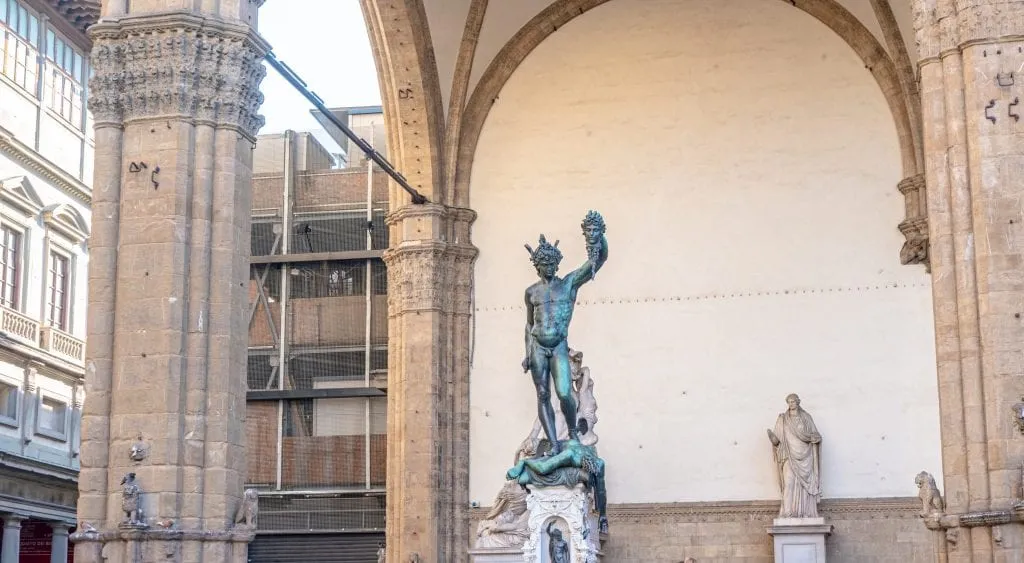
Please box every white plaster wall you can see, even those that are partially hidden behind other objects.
[452,0,908,116]
[468,0,941,505]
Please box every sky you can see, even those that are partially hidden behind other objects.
[258,1,382,153]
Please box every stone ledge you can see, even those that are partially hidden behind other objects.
[70,526,255,544]
[472,497,921,524]
[922,504,1024,530]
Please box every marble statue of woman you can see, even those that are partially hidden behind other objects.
[474,480,531,549]
[766,393,822,518]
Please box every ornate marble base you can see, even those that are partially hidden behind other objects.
[767,518,833,563]
[522,484,602,563]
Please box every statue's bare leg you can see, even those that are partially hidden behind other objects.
[529,345,559,453]
[551,341,578,441]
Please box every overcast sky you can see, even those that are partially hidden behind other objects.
[258,1,382,152]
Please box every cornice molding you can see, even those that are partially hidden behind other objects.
[0,126,91,205]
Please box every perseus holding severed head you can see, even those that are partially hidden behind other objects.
[524,235,562,280]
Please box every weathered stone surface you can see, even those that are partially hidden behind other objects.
[75,3,266,563]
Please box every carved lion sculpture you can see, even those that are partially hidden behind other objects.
[915,471,944,517]
[234,488,259,528]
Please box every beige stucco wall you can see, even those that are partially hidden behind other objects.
[467,0,940,506]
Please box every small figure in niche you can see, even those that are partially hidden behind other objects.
[547,522,570,563]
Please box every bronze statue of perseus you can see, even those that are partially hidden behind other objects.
[522,211,608,455]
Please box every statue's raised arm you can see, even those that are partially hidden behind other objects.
[568,211,608,289]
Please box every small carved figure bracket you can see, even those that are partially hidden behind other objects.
[1011,399,1024,434]
[233,488,259,529]
[129,435,148,462]
[119,472,147,529]
[1010,98,1020,122]
[151,166,161,189]
[915,471,945,518]
[985,100,997,124]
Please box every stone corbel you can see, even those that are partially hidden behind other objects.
[69,384,84,458]
[898,174,929,271]
[20,362,40,445]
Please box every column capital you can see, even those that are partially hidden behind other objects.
[914,0,1024,64]
[88,13,270,138]
[49,522,71,534]
[2,514,26,527]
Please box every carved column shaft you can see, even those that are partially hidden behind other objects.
[75,7,267,563]
[914,0,1024,560]
[383,204,477,563]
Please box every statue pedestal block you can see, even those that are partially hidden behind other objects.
[768,518,833,563]
[522,484,602,563]
[469,547,527,563]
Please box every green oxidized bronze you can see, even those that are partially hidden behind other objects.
[521,211,608,453]
[514,210,610,534]
[507,439,609,534]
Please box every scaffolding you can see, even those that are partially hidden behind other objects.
[246,124,388,532]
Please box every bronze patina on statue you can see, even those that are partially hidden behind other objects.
[511,210,610,536]
[521,210,607,453]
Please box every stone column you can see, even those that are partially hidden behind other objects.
[49,523,69,563]
[1,515,25,563]
[72,2,268,563]
[383,205,477,562]
[914,0,1024,560]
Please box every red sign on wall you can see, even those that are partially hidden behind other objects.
[11,519,74,563]
[20,519,53,563]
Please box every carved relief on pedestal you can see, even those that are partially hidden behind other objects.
[88,15,269,137]
[521,485,601,563]
[897,175,929,271]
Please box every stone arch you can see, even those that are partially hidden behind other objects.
[361,0,446,206]
[453,0,920,208]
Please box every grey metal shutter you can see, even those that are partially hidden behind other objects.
[249,533,384,563]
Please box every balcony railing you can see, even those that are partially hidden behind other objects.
[40,325,85,364]
[0,305,85,364]
[1,305,39,345]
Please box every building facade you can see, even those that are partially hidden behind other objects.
[246,117,390,562]
[53,0,1024,562]
[360,0,1024,561]
[0,0,93,561]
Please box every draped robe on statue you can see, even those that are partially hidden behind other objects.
[771,408,821,518]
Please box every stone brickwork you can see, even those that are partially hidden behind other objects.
[469,499,933,562]
[252,169,389,212]
[913,0,1024,560]
[73,3,267,562]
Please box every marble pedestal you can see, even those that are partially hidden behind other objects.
[767,518,833,563]
[469,546,527,563]
[522,484,602,563]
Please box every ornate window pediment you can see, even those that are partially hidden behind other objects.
[0,176,44,218]
[41,203,89,244]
